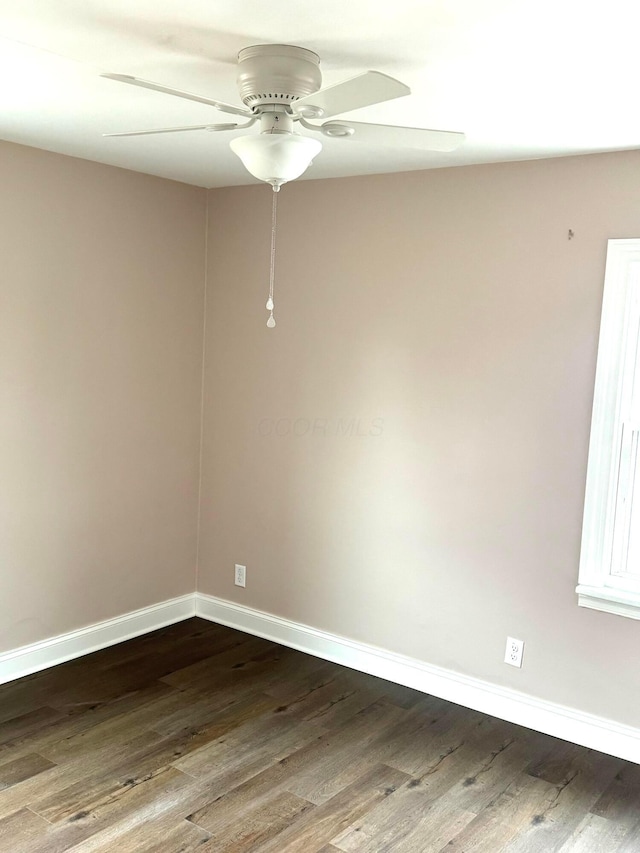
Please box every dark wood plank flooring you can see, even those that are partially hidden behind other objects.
[0,617,638,851]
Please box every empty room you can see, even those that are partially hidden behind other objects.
[2,1,640,850]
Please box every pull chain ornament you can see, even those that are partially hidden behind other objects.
[266,185,279,328]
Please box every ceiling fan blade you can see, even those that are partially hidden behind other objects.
[101,73,252,117]
[292,71,409,119]
[103,123,243,138]
[319,120,465,151]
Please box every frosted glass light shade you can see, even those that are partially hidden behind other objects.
[230,133,322,187]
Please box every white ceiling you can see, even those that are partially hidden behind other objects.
[0,0,638,189]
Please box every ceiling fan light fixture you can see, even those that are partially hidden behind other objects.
[230,133,322,188]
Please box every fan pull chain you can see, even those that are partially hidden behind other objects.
[266,186,279,328]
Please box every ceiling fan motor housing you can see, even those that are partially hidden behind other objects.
[237,45,322,111]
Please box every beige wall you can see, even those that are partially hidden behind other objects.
[0,142,205,652]
[199,150,640,727]
[4,138,640,730]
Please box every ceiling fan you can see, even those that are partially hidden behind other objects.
[103,45,464,329]
[102,43,465,189]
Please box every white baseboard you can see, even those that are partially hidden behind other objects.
[3,591,638,765]
[0,593,196,685]
[196,592,640,765]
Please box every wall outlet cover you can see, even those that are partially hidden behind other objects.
[505,636,524,668]
[234,564,246,588]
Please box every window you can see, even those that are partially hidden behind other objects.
[578,239,640,618]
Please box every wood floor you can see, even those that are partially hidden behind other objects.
[0,618,639,852]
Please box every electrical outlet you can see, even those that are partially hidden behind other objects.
[504,637,524,668]
[234,564,246,588]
